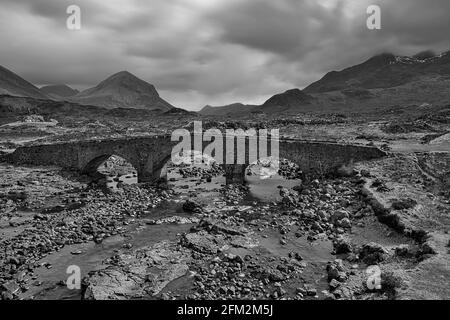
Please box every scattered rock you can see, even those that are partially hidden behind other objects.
[83,240,191,299]
[329,279,341,290]
[359,242,388,264]
[181,231,225,254]
[333,237,353,254]
[182,199,203,213]
[326,259,348,282]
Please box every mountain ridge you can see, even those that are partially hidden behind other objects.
[0,65,49,100]
[200,50,450,116]
[304,51,450,93]
[199,103,258,116]
[2,49,450,116]
[71,71,175,111]
[41,84,79,99]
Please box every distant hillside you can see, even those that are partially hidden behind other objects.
[0,94,182,125]
[40,84,79,99]
[260,89,313,112]
[72,71,174,111]
[304,51,450,93]
[199,103,257,116]
[0,65,49,99]
[199,50,450,116]
[199,89,313,116]
[3,50,450,117]
[164,107,198,116]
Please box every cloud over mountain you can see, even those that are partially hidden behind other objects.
[1,0,450,110]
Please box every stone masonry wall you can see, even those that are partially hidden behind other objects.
[5,135,387,184]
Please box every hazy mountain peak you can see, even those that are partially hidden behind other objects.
[115,70,133,76]
[304,49,450,93]
[0,65,48,99]
[262,88,313,108]
[40,84,79,98]
[413,50,437,60]
[72,71,173,111]
[104,70,142,83]
[199,102,256,116]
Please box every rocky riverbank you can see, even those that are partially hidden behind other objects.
[81,168,430,300]
[0,164,174,299]
[0,156,448,300]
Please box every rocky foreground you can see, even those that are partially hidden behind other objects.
[0,155,448,300]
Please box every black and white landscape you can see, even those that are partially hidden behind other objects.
[0,0,449,302]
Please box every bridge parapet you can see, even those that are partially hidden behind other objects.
[5,135,387,184]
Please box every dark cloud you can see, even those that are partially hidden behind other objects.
[381,0,450,47]
[208,0,345,58]
[0,0,449,109]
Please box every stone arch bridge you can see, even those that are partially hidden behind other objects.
[5,134,387,184]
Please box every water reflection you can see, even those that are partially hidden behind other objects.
[105,173,138,191]
[245,158,301,202]
[246,174,301,202]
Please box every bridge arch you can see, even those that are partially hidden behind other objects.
[7,135,387,185]
[82,153,137,178]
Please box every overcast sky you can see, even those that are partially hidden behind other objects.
[1,0,450,110]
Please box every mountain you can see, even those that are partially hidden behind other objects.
[40,84,79,99]
[199,90,313,116]
[0,94,190,126]
[260,89,313,111]
[304,51,450,93]
[71,71,174,111]
[0,65,49,99]
[199,103,257,116]
[198,50,450,116]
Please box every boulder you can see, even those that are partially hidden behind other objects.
[334,237,353,254]
[181,231,225,254]
[360,242,388,264]
[182,199,203,213]
[83,240,191,299]
[326,259,348,282]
